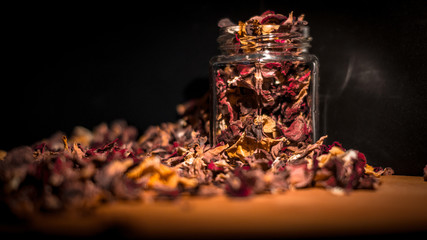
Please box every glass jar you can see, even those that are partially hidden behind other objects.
[209,17,319,149]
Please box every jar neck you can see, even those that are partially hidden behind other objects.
[217,24,311,55]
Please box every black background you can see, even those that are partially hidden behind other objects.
[2,1,426,176]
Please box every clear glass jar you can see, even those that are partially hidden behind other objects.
[209,19,319,148]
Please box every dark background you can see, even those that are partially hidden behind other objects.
[2,1,426,175]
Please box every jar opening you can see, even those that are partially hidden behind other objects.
[218,25,311,54]
[217,11,311,55]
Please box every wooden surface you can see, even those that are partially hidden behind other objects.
[1,175,426,239]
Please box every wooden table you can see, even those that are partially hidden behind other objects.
[1,175,426,239]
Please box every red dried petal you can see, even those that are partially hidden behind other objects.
[264,62,281,69]
[357,152,367,163]
[208,160,225,172]
[283,116,307,142]
[237,64,254,77]
[260,14,286,24]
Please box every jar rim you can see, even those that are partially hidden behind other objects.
[220,24,309,36]
[217,25,311,54]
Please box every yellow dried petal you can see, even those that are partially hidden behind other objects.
[225,132,288,160]
[62,135,69,151]
[126,155,160,179]
[225,133,256,159]
[254,115,275,133]
[365,164,383,177]
[146,173,161,188]
[317,154,331,168]
[205,144,229,156]
[329,146,345,156]
[157,163,175,177]
[261,25,280,34]
[161,172,179,188]
[317,145,345,168]
[126,155,182,189]
[178,177,198,188]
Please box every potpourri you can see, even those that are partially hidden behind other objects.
[0,104,393,216]
[0,11,394,217]
[211,10,316,151]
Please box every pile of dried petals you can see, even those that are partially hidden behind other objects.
[0,96,393,217]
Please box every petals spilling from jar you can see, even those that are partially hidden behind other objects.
[0,10,393,217]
